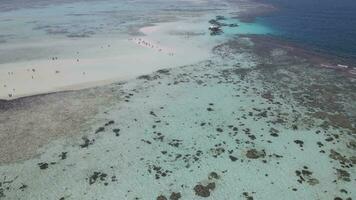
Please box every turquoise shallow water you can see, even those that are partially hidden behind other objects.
[223,18,274,35]
[0,0,273,45]
[0,0,355,199]
[0,0,163,42]
[0,0,275,66]
[1,37,355,199]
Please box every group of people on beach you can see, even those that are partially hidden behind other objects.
[130,38,174,56]
[2,37,178,99]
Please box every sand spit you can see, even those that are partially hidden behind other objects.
[0,0,225,100]
[0,35,355,199]
[0,18,216,100]
[0,0,275,101]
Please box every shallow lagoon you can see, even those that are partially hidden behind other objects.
[1,37,356,199]
[0,0,275,99]
[0,0,355,199]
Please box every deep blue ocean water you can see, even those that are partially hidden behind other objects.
[258,0,356,60]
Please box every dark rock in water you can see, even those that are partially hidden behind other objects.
[95,127,105,134]
[295,168,319,185]
[347,140,356,150]
[194,184,210,197]
[306,178,319,186]
[329,149,350,164]
[157,195,167,200]
[148,164,172,179]
[38,162,48,170]
[292,124,298,130]
[207,107,214,111]
[19,184,27,191]
[150,111,157,117]
[216,15,226,20]
[209,26,223,36]
[209,19,220,26]
[59,152,67,160]
[207,182,216,190]
[210,147,225,157]
[229,155,238,161]
[269,128,279,137]
[169,192,181,200]
[168,139,182,147]
[80,136,94,148]
[294,140,304,148]
[208,172,219,180]
[336,169,351,182]
[209,17,238,29]
[88,171,108,185]
[228,23,239,27]
[242,192,254,200]
[193,182,215,197]
[157,69,171,75]
[216,128,223,132]
[113,128,120,136]
[210,30,223,36]
[246,149,265,159]
[104,120,115,126]
[138,74,152,80]
[256,110,267,118]
[0,188,4,198]
[209,19,228,27]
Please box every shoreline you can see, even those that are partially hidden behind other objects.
[0,0,272,101]
[2,33,355,102]
[1,0,355,101]
[0,17,216,100]
[0,77,123,104]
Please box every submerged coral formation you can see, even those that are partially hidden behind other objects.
[0,34,355,199]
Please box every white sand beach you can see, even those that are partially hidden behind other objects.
[0,18,217,100]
